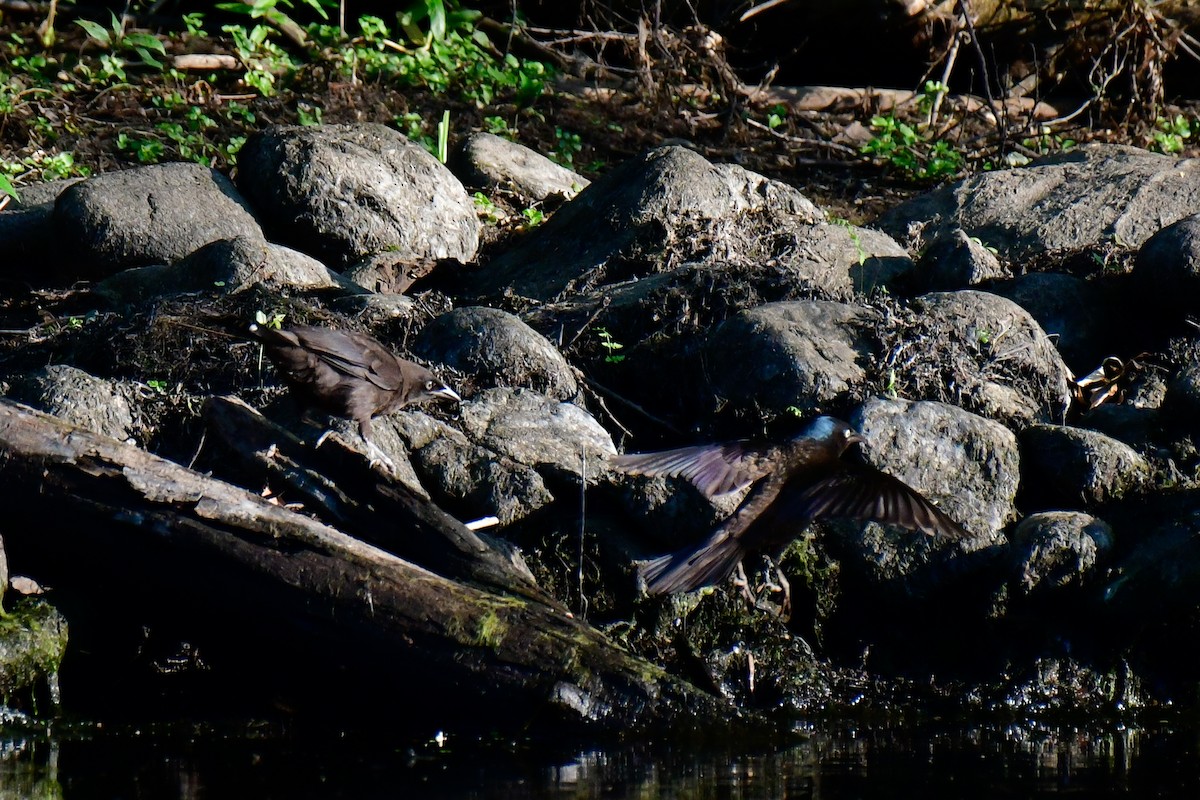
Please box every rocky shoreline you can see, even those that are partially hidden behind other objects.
[2,126,1199,730]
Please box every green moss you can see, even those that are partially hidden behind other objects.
[474,611,509,649]
[0,598,69,709]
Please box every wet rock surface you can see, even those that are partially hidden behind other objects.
[9,129,1200,725]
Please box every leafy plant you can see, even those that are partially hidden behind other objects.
[831,218,867,266]
[473,191,499,224]
[182,12,208,37]
[918,80,948,114]
[862,114,963,180]
[483,115,516,139]
[521,206,545,227]
[255,310,286,329]
[396,111,437,154]
[0,173,17,203]
[1151,114,1191,154]
[595,328,625,364]
[766,103,786,129]
[76,12,167,70]
[117,132,166,163]
[1021,126,1076,156]
[297,101,323,126]
[332,7,551,108]
[224,23,295,96]
[552,127,582,166]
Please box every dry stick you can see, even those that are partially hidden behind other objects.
[956,0,1006,156]
[574,369,681,435]
[743,117,861,156]
[930,22,964,129]
[562,298,612,352]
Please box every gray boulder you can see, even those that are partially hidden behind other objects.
[851,397,1019,540]
[879,144,1200,258]
[908,228,1009,292]
[457,387,615,482]
[989,273,1112,371]
[899,290,1072,426]
[1133,212,1200,316]
[94,235,359,304]
[456,132,588,202]
[0,203,55,280]
[236,123,479,268]
[413,307,579,400]
[706,300,880,418]
[1019,424,1151,508]
[470,145,843,300]
[54,162,262,279]
[1008,511,1113,597]
[383,411,553,525]
[6,364,137,441]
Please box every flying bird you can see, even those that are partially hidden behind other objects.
[612,416,970,606]
[250,323,460,440]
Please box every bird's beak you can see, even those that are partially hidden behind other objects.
[846,431,868,448]
[432,385,462,403]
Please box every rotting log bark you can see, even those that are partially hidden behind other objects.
[201,395,554,608]
[0,398,754,733]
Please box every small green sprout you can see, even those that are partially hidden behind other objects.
[595,327,625,364]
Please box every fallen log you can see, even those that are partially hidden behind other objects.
[200,395,553,608]
[0,398,754,734]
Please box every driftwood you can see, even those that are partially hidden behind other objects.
[0,398,753,733]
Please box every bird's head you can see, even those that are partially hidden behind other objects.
[804,415,866,454]
[412,367,462,405]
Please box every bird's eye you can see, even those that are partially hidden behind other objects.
[843,429,853,438]
[425,380,436,390]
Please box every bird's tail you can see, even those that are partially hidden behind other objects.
[639,533,746,595]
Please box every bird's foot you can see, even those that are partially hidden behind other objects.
[733,558,792,621]
[733,562,757,607]
[363,438,399,472]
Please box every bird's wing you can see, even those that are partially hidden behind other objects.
[788,463,971,539]
[292,329,402,391]
[610,440,774,498]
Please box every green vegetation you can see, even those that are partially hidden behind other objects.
[862,114,964,180]
[520,206,545,228]
[551,127,582,166]
[255,310,287,329]
[595,328,625,364]
[76,11,168,70]
[472,191,500,224]
[473,610,508,649]
[0,1,556,186]
[1151,114,1191,154]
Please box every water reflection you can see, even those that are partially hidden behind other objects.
[1,719,1197,798]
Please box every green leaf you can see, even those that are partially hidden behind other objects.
[216,3,257,14]
[76,19,112,46]
[0,173,18,202]
[427,0,447,41]
[124,32,166,56]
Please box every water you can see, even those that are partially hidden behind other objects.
[2,717,1197,798]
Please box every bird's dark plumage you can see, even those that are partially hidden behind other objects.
[250,324,460,439]
[612,416,970,596]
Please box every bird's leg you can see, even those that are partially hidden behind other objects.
[733,561,757,607]
[771,562,792,622]
[363,438,398,472]
[749,556,791,621]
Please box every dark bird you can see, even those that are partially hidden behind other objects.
[612,416,970,600]
[250,323,460,439]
